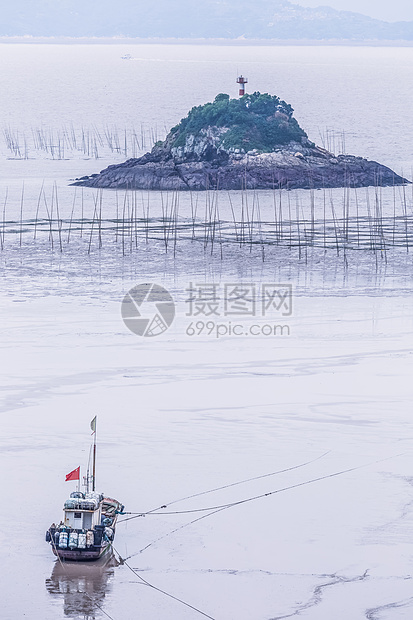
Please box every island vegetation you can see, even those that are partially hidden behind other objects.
[170,92,309,153]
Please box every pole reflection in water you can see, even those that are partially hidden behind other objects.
[45,553,118,619]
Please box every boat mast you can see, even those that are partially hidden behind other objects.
[85,444,92,493]
[91,416,97,491]
[92,433,97,491]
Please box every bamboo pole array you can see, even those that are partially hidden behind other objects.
[0,181,412,265]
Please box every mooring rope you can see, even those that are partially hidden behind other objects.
[118,450,331,523]
[121,451,405,561]
[113,547,216,620]
[81,591,118,620]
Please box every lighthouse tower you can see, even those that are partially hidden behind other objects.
[237,75,248,97]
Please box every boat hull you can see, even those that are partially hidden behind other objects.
[52,540,113,562]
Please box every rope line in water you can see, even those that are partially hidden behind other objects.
[113,547,216,620]
[118,451,331,523]
[81,591,118,620]
[134,507,233,557]
[122,451,405,561]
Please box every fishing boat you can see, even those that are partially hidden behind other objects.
[45,417,124,561]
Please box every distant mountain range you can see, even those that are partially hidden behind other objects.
[2,0,413,40]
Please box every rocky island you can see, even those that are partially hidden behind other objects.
[74,92,408,191]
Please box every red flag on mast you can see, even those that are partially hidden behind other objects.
[65,466,80,482]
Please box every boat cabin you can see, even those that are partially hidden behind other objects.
[63,491,102,530]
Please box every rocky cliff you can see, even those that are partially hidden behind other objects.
[74,93,409,191]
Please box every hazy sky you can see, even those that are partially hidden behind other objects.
[296,0,413,22]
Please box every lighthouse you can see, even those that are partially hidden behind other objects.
[237,75,248,97]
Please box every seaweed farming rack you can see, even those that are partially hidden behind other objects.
[0,183,412,264]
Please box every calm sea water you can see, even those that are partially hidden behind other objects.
[0,44,413,620]
[1,43,413,170]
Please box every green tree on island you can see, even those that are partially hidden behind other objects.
[170,92,308,153]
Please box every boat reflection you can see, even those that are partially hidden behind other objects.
[45,553,118,618]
